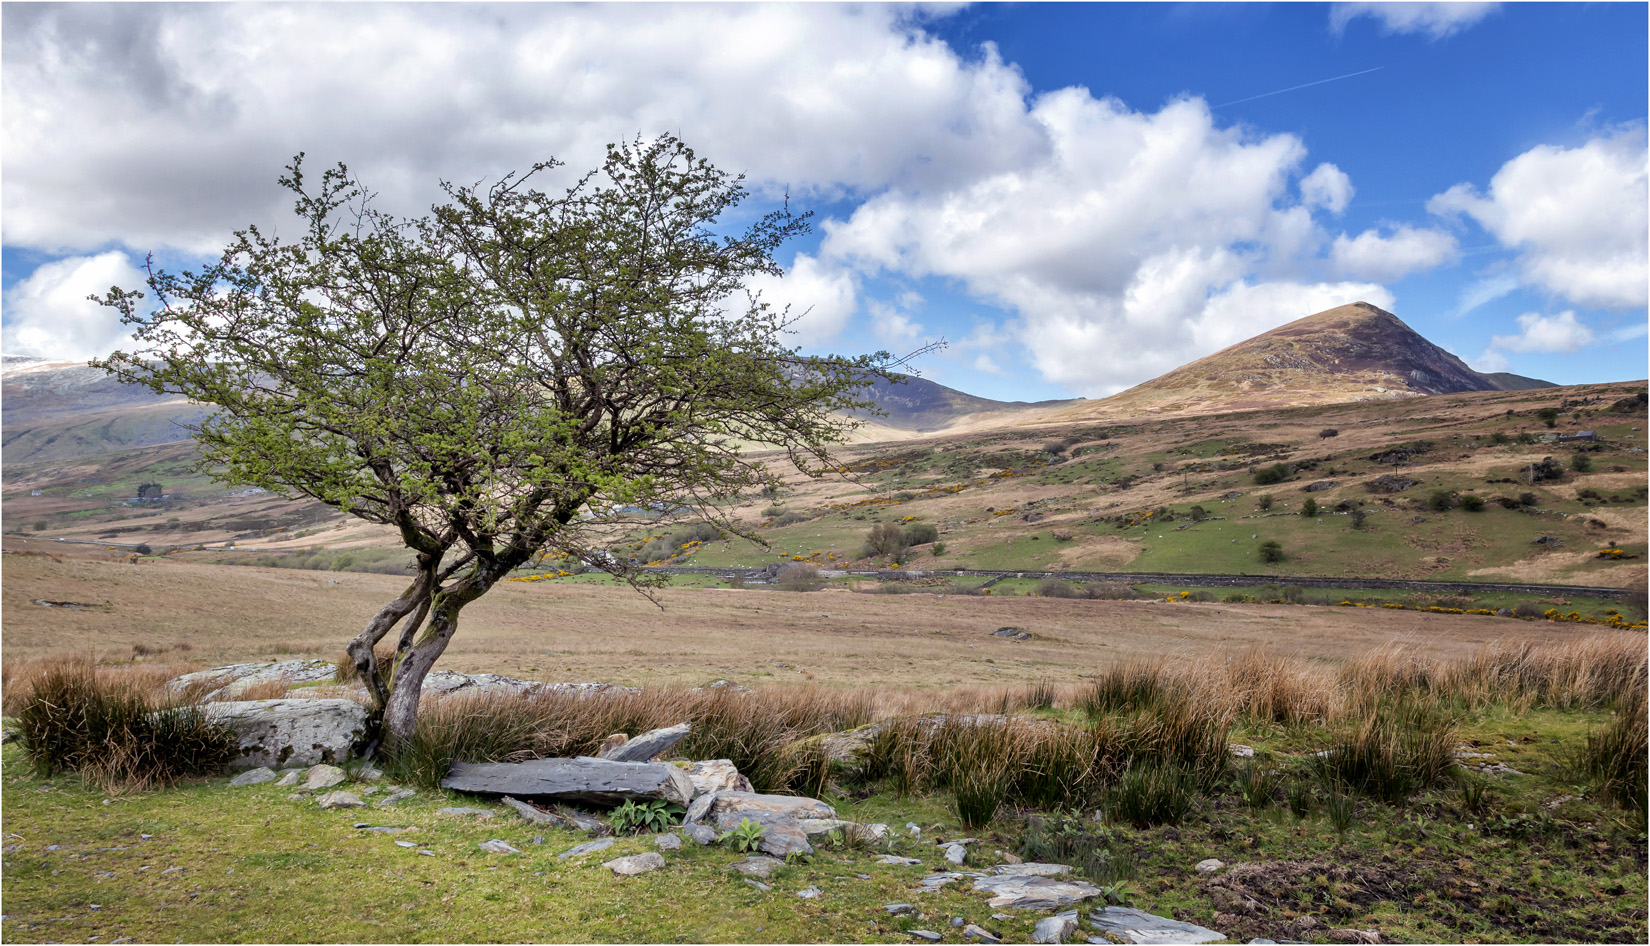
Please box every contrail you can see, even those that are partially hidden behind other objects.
[1212,66,1383,109]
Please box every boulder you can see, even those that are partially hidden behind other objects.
[600,723,690,762]
[229,767,276,786]
[275,769,305,786]
[604,852,666,876]
[972,874,1104,911]
[1088,907,1226,944]
[943,843,968,865]
[655,833,682,851]
[728,856,785,879]
[1195,858,1225,873]
[1302,480,1338,493]
[1034,913,1080,944]
[992,626,1031,641]
[316,791,366,810]
[199,699,369,769]
[682,824,717,845]
[684,759,753,796]
[303,764,347,790]
[169,659,338,701]
[440,757,694,807]
[708,791,836,822]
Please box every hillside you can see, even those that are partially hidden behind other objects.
[844,373,1079,432]
[1046,302,1554,422]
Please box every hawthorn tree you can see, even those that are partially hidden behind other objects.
[95,136,906,746]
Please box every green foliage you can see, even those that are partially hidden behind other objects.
[1427,490,1455,512]
[1570,453,1593,473]
[609,799,684,835]
[1574,688,1648,813]
[1016,815,1137,886]
[1256,495,1275,511]
[1538,407,1560,428]
[930,541,947,556]
[861,522,908,559]
[1236,760,1278,809]
[1106,761,1196,828]
[1315,700,1458,804]
[1253,463,1290,485]
[1287,779,1316,819]
[1300,497,1318,518]
[1324,784,1357,835]
[1035,576,1080,598]
[93,135,898,742]
[1259,540,1285,563]
[903,522,939,546]
[776,563,825,592]
[1350,508,1370,530]
[15,662,237,791]
[719,817,766,852]
[1459,494,1486,512]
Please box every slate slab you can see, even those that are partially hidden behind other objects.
[599,723,690,762]
[972,874,1104,911]
[604,852,666,875]
[441,757,694,807]
[1089,907,1227,944]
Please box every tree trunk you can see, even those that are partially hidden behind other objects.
[381,589,479,749]
[345,567,435,712]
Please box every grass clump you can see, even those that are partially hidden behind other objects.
[1314,699,1458,804]
[13,658,237,792]
[1106,760,1197,827]
[1574,678,1648,813]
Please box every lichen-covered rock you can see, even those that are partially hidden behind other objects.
[600,723,690,762]
[228,767,276,786]
[972,874,1103,911]
[169,659,339,701]
[557,838,614,860]
[303,764,347,790]
[684,759,753,796]
[198,699,369,769]
[604,852,666,876]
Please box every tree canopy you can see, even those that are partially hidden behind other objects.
[95,136,905,744]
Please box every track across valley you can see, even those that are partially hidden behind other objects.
[651,565,1640,601]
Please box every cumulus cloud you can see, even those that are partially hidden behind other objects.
[1331,225,1458,281]
[740,254,858,348]
[1300,163,1353,214]
[1,4,1046,255]
[1,252,148,360]
[1330,2,1500,40]
[1429,129,1648,308]
[1486,310,1597,354]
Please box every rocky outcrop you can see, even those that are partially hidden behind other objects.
[198,698,369,769]
[170,659,339,701]
[683,759,753,795]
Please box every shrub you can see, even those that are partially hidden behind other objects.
[1427,490,1454,512]
[1490,431,1511,446]
[14,660,237,792]
[1570,453,1593,473]
[133,543,154,555]
[1253,463,1289,485]
[1300,497,1318,518]
[761,506,786,518]
[1256,495,1274,511]
[903,522,939,546]
[1517,491,1539,507]
[1319,428,1339,439]
[861,522,908,559]
[776,563,825,592]
[770,511,809,527]
[1459,494,1485,512]
[1043,442,1069,455]
[1259,540,1284,563]
[1080,582,1140,600]
[931,541,947,555]
[1315,699,1458,804]
[1188,506,1208,521]
[1350,509,1369,530]
[1035,577,1080,598]
[1538,407,1560,428]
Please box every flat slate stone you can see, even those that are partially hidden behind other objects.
[964,924,1002,943]
[229,767,276,786]
[655,834,682,850]
[437,807,495,819]
[908,932,942,942]
[684,759,753,796]
[499,795,564,826]
[973,874,1103,911]
[600,723,691,763]
[604,852,666,875]
[375,790,416,808]
[885,904,916,915]
[557,838,615,860]
[316,791,365,810]
[1034,913,1080,944]
[304,764,347,790]
[441,757,694,807]
[1089,907,1227,944]
[479,839,521,855]
[877,855,923,866]
[683,824,717,845]
[992,863,1072,877]
[728,856,785,879]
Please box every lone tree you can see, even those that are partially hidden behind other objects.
[95,136,905,746]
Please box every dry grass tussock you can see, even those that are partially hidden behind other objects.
[2,654,210,717]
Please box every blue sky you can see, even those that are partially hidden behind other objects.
[3,2,1645,401]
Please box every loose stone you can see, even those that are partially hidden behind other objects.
[229,767,276,786]
[557,838,615,860]
[885,904,915,915]
[655,833,682,850]
[1034,913,1080,944]
[797,886,821,899]
[908,932,942,942]
[436,807,494,819]
[603,852,666,876]
[964,923,1003,944]
[303,764,347,791]
[316,791,366,810]
[1196,858,1225,873]
[479,839,521,855]
[376,790,416,808]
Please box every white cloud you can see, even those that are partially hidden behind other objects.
[973,353,1007,377]
[1453,273,1520,316]
[1429,129,1649,308]
[1,4,1046,255]
[865,297,926,347]
[1,252,148,360]
[1330,3,1500,40]
[741,254,858,348]
[1487,310,1597,354]
[1331,225,1458,280]
[1300,163,1354,214]
[1471,349,1511,373]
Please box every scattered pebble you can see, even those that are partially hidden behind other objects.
[394,841,416,849]
[745,879,771,892]
[1195,858,1225,873]
[797,886,821,900]
[885,904,915,915]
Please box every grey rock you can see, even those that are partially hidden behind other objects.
[229,767,277,786]
[964,923,1002,943]
[1227,744,1256,759]
[553,806,612,835]
[274,769,305,786]
[944,843,969,865]
[907,822,922,838]
[437,806,495,819]
[952,916,967,927]
[0,729,16,744]
[797,886,822,900]
[862,823,892,841]
[1034,914,1080,945]
[916,871,984,894]
[877,855,923,866]
[1248,940,1278,945]
[684,759,753,796]
[375,790,416,808]
[557,838,615,860]
[885,904,916,915]
[499,795,564,826]
[394,840,417,848]
[198,699,369,770]
[303,764,347,790]
[728,856,785,879]
[745,879,771,892]
[972,874,1104,911]
[441,757,694,807]
[600,723,691,763]
[908,932,943,942]
[797,818,858,839]
[1195,858,1225,873]
[603,852,666,876]
[316,791,365,810]
[655,833,682,850]
[992,626,1031,640]
[683,824,717,845]
[992,863,1072,877]
[1089,906,1227,944]
[169,659,338,701]
[710,791,836,822]
[479,839,521,855]
[355,762,384,781]
[683,792,718,825]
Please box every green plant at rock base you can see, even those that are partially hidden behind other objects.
[719,817,766,852]
[609,798,683,835]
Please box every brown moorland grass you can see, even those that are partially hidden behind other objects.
[0,551,1598,689]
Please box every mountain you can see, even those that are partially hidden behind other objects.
[1045,302,1554,423]
[844,373,1080,433]
[2,357,208,466]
